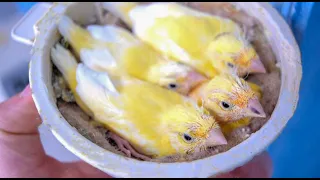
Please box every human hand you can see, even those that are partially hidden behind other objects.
[0,85,272,178]
[0,85,111,178]
[214,151,273,178]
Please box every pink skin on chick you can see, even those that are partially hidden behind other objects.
[248,57,267,74]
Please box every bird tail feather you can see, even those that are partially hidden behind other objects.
[51,43,78,90]
[102,2,139,27]
[51,43,93,115]
[58,15,94,52]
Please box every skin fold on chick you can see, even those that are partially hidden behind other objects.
[57,15,207,95]
[51,43,227,160]
[102,2,267,77]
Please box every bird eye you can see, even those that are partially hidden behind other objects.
[182,133,194,143]
[227,62,234,68]
[220,101,232,110]
[168,83,177,89]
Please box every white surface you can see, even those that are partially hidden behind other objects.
[38,124,80,162]
[0,3,79,162]
[11,2,52,45]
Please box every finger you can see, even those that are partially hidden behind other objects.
[214,151,273,178]
[0,85,41,134]
[0,85,48,177]
[47,160,112,178]
[0,133,47,178]
[231,151,273,178]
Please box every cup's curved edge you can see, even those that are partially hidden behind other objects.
[29,2,302,178]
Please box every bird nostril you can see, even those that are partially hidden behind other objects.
[250,107,260,115]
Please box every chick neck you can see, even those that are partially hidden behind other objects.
[188,80,225,123]
[188,80,208,99]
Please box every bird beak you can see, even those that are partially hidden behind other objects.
[205,128,227,147]
[245,98,266,118]
[248,57,267,74]
[187,71,207,88]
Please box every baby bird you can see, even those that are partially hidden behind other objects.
[57,15,206,95]
[218,82,263,135]
[51,43,227,160]
[102,2,266,77]
[189,74,266,124]
[85,18,266,130]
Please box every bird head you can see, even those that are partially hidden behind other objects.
[162,101,227,155]
[149,61,207,95]
[199,74,266,122]
[208,33,266,76]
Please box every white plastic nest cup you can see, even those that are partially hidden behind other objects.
[28,2,301,178]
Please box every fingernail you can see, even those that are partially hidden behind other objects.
[19,85,31,98]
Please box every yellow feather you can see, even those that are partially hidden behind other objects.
[248,82,262,99]
[85,72,221,158]
[58,16,163,78]
[51,43,222,158]
[221,117,250,135]
[117,82,216,157]
[133,12,236,78]
[189,73,264,128]
[220,81,262,135]
[103,2,139,26]
[102,2,260,77]
[58,16,205,95]
[51,43,92,116]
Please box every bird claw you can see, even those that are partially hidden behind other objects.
[241,127,251,139]
[241,127,250,133]
[109,132,151,161]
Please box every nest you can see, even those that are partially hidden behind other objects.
[52,2,281,163]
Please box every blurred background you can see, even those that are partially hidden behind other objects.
[0,2,318,178]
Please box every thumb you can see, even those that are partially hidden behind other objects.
[0,85,41,134]
[0,85,48,177]
[214,151,273,178]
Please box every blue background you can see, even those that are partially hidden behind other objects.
[13,2,320,178]
[268,2,320,178]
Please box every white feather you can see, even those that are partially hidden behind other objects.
[76,64,158,154]
[87,25,118,42]
[129,2,233,39]
[75,63,123,121]
[58,16,75,41]
[102,2,137,26]
[51,43,78,80]
[80,48,117,72]
[76,63,118,97]
[87,25,138,44]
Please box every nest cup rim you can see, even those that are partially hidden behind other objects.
[29,2,302,178]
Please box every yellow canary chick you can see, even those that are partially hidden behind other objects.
[51,43,227,160]
[189,74,266,126]
[102,2,266,77]
[57,15,206,95]
[219,82,263,135]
